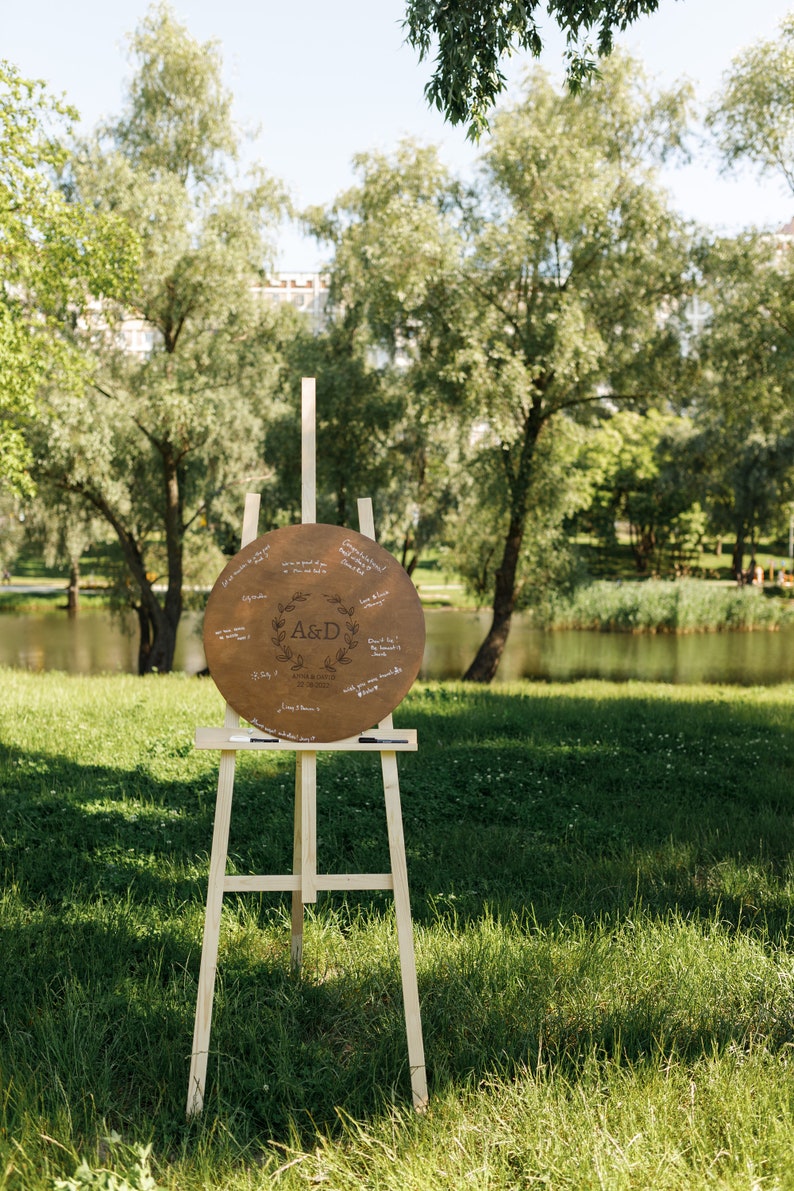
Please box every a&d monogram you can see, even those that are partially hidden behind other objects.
[272,592,359,673]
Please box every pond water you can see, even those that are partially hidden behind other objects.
[1,606,793,685]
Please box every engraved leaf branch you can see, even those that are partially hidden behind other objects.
[324,594,359,670]
[272,592,309,670]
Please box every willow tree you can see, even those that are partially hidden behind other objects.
[702,14,794,576]
[314,57,693,681]
[307,141,467,572]
[0,62,132,498]
[707,11,794,194]
[38,4,289,673]
[454,58,692,679]
[689,235,794,578]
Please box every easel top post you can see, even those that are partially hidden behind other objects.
[302,377,316,525]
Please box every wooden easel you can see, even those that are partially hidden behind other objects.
[186,378,428,1116]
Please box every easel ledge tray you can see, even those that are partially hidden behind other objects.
[195,727,418,752]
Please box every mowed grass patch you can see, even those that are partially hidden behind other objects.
[2,669,794,1188]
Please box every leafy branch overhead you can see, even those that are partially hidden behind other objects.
[403,0,664,137]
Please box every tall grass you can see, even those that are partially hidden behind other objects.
[549,578,791,632]
[2,670,794,1187]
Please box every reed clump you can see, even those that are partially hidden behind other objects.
[549,578,790,632]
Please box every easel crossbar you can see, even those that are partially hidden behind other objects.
[223,873,394,892]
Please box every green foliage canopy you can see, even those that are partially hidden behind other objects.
[452,66,691,675]
[307,141,467,566]
[37,3,289,673]
[703,14,794,571]
[0,62,134,497]
[584,409,704,574]
[690,234,794,575]
[708,12,794,194]
[312,55,694,679]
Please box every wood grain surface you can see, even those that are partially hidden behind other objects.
[203,523,425,742]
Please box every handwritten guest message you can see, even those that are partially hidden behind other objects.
[281,557,329,576]
[360,589,390,610]
[203,523,425,742]
[368,635,403,658]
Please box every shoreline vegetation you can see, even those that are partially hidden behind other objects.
[2,672,794,1187]
[546,578,794,633]
[0,587,112,614]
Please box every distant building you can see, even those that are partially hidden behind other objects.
[116,272,330,356]
[118,317,158,357]
[252,272,329,331]
[682,293,711,344]
[676,217,794,350]
[773,216,794,266]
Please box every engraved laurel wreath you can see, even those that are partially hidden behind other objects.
[271,592,359,672]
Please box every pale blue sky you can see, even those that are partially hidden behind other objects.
[3,0,792,267]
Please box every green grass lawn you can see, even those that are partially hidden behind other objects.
[2,671,794,1188]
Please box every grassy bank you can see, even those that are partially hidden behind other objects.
[2,671,794,1188]
[0,589,112,614]
[548,577,794,632]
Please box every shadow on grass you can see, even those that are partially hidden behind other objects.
[2,681,794,1147]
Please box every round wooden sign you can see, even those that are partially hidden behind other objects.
[203,523,425,743]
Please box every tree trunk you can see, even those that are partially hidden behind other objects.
[732,527,746,581]
[400,530,420,576]
[67,558,80,616]
[66,450,185,673]
[136,449,184,675]
[163,451,184,628]
[462,401,543,683]
[630,524,654,573]
[462,517,523,682]
[400,531,414,572]
[137,599,178,674]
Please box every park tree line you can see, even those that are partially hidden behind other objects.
[3,4,794,680]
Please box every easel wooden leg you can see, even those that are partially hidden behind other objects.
[187,744,237,1117]
[290,751,317,972]
[381,747,428,1111]
[291,755,304,971]
[187,495,261,1117]
[356,498,428,1111]
[301,751,317,904]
